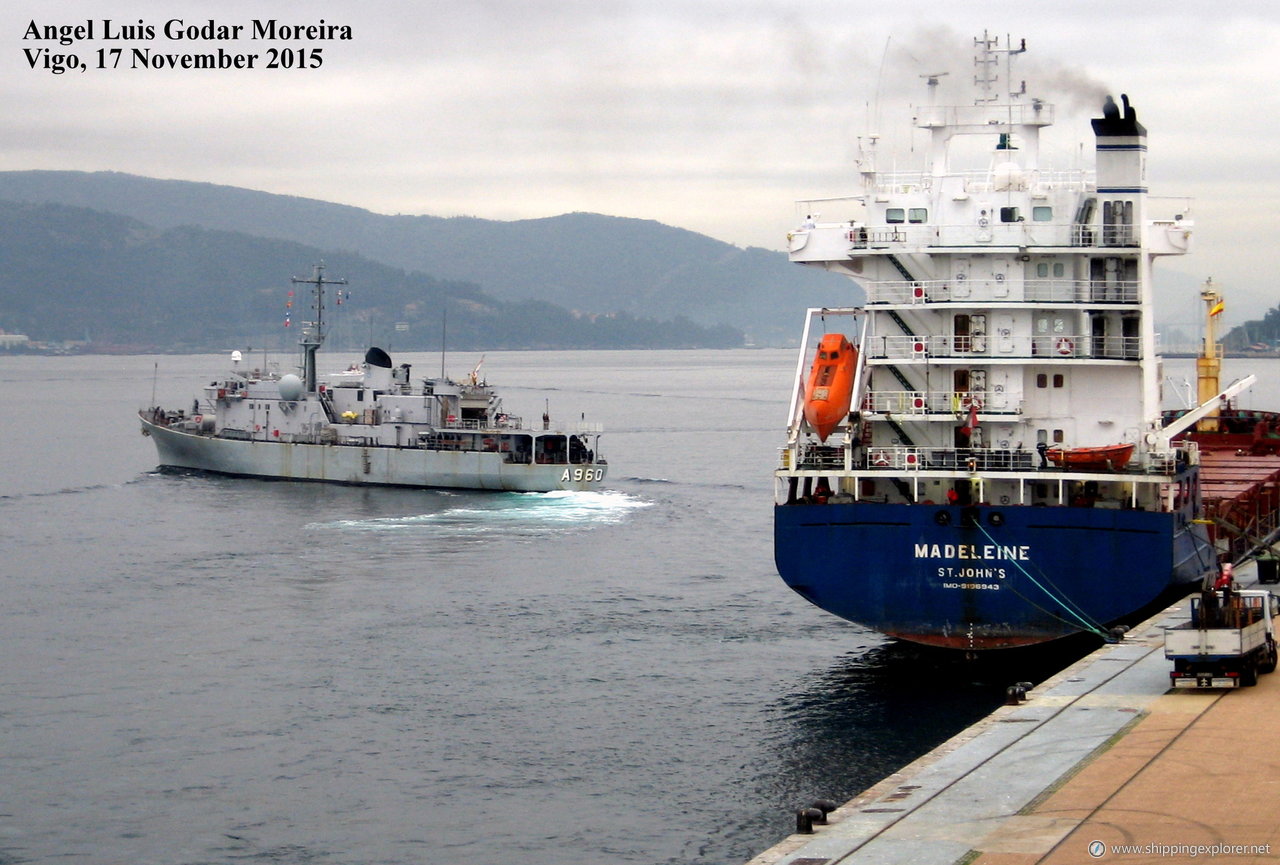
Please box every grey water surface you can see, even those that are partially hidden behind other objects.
[0,347,1153,864]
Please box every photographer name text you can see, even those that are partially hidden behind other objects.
[23,18,353,74]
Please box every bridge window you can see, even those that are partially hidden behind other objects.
[908,208,928,223]
[1033,206,1053,222]
[1000,206,1021,223]
[886,208,905,224]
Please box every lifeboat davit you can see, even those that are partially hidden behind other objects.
[1046,443,1135,471]
[803,334,857,442]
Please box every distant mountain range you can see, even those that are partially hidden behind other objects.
[0,170,854,351]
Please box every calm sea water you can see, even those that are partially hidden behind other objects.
[1,349,1268,865]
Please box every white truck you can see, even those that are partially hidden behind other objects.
[1166,589,1279,688]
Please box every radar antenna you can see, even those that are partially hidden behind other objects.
[920,71,949,104]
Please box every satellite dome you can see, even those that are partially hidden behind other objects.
[278,373,304,401]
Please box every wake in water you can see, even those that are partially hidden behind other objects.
[308,489,652,536]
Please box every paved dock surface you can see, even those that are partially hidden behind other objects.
[748,577,1280,865]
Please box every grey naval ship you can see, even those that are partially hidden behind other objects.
[140,264,607,492]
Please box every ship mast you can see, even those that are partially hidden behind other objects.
[292,262,348,393]
[1197,278,1225,432]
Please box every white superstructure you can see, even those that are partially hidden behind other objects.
[778,35,1203,512]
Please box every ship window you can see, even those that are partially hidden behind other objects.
[1037,263,1049,278]
[1000,206,1021,223]
[1033,206,1053,222]
[1053,263,1065,277]
[908,208,928,223]
[885,208,905,224]
[1053,374,1064,388]
[1037,374,1048,388]
[1053,429,1065,443]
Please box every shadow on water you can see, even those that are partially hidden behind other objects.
[715,633,1107,863]
[769,635,1100,798]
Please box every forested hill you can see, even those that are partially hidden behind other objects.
[0,200,744,352]
[1224,306,1280,354]
[0,170,854,346]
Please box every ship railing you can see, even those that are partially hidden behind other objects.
[858,167,1090,195]
[782,444,1191,477]
[792,443,847,470]
[840,220,1142,251]
[872,334,1142,360]
[914,102,1057,129]
[793,196,869,227]
[864,390,1022,416]
[440,415,530,431]
[862,447,1037,472]
[864,278,1140,305]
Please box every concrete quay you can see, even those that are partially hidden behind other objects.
[748,567,1280,865]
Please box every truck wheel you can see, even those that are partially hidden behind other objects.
[1262,646,1279,675]
[1242,661,1259,687]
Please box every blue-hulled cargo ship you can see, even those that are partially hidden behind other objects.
[773,35,1238,650]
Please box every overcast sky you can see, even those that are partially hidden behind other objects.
[6,1,1278,324]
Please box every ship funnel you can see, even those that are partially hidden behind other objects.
[363,346,393,390]
[1091,93,1147,246]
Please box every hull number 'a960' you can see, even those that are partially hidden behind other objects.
[561,468,604,482]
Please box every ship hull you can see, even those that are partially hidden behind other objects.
[142,417,607,493]
[774,501,1215,649]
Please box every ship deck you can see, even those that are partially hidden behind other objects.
[745,561,1280,865]
[1199,451,1280,561]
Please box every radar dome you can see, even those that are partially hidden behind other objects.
[278,373,304,401]
[365,346,393,369]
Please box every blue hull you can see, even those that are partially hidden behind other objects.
[774,502,1216,649]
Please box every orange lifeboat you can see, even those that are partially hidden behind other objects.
[1046,443,1135,471]
[803,334,857,442]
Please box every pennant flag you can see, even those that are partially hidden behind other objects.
[1209,300,1225,317]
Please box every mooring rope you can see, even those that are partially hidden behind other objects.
[975,519,1113,639]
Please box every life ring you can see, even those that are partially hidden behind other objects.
[872,451,891,467]
[1055,337,1074,356]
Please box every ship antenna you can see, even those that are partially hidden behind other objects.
[440,302,447,378]
[920,71,949,104]
[870,36,891,136]
[291,261,348,393]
